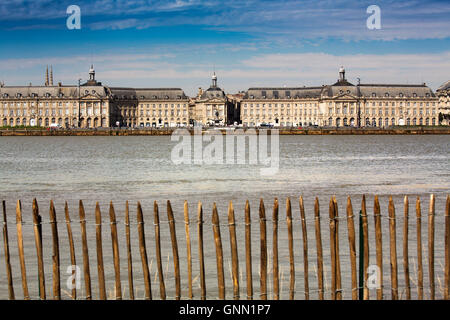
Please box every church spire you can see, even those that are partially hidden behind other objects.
[50,65,54,86]
[45,65,49,86]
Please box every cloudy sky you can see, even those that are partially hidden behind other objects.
[0,0,449,95]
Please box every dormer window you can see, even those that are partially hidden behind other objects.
[413,93,417,98]
[250,95,254,99]
[346,90,350,94]
[140,96,145,99]
[339,90,343,94]
[3,93,8,98]
[426,93,430,97]
[32,93,37,98]
[285,91,291,98]
[165,95,169,99]
[261,91,266,98]
[16,93,22,98]
[59,93,64,98]
[399,93,404,97]
[273,91,279,98]
[153,95,157,99]
[92,90,96,94]
[46,93,51,97]
[85,90,89,95]
[385,93,389,97]
[372,93,376,97]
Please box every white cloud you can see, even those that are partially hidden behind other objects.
[1,50,449,95]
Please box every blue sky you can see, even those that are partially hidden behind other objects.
[0,0,449,95]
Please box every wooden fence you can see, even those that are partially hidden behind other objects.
[1,195,449,300]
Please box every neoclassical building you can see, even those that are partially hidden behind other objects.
[0,66,447,128]
[0,66,189,128]
[0,66,112,128]
[241,67,440,127]
[191,73,234,126]
[437,81,450,125]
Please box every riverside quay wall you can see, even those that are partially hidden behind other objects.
[1,127,450,136]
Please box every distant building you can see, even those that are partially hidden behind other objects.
[241,67,440,127]
[191,73,234,126]
[0,66,189,128]
[0,66,112,128]
[437,81,450,125]
[0,66,446,128]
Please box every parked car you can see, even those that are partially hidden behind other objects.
[49,123,62,130]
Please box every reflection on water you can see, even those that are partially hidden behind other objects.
[0,135,448,299]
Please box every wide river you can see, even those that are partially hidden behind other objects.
[0,135,448,300]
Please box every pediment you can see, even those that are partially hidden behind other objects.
[80,94,101,99]
[333,93,359,100]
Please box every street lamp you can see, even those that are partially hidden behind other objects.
[357,77,361,128]
[78,78,81,127]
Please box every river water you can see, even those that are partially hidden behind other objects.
[0,135,448,300]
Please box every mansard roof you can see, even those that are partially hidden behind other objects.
[357,84,436,98]
[200,86,226,100]
[244,82,437,100]
[109,87,188,100]
[0,85,110,98]
[437,80,450,92]
[244,87,323,99]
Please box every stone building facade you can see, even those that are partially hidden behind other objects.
[0,66,447,128]
[241,68,440,127]
[0,66,189,128]
[0,66,112,128]
[191,73,234,126]
[437,81,450,125]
